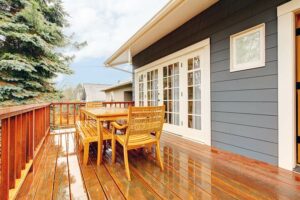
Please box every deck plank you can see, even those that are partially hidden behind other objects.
[67,133,89,200]
[77,143,107,200]
[52,134,71,200]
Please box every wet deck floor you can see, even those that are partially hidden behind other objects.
[16,131,300,200]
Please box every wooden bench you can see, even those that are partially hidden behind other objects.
[76,120,111,165]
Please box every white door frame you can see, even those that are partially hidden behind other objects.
[134,38,211,145]
[277,0,300,170]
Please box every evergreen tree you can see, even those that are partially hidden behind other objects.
[0,0,79,105]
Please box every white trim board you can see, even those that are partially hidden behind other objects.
[277,0,299,171]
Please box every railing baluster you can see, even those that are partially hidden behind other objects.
[9,116,16,189]
[16,115,22,179]
[21,113,27,170]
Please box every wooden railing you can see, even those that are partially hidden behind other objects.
[0,101,134,199]
[50,102,86,129]
[0,103,50,200]
[103,101,134,108]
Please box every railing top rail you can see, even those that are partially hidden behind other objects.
[102,101,134,104]
[50,101,86,105]
[0,103,51,119]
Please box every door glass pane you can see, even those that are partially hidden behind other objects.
[138,74,144,106]
[147,69,158,106]
[187,56,201,130]
[163,62,180,125]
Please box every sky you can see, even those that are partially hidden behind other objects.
[57,0,168,89]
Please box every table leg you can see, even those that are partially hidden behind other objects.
[97,119,103,165]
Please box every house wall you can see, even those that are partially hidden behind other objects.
[132,0,290,165]
[105,85,132,102]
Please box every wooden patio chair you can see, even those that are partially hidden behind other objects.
[111,105,165,181]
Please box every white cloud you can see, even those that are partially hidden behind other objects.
[62,0,168,62]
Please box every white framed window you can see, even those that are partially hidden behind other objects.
[230,23,265,72]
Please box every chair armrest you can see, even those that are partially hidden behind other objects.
[111,122,128,130]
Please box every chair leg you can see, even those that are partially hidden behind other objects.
[123,147,131,181]
[97,139,103,165]
[83,143,89,165]
[156,142,164,170]
[112,138,116,163]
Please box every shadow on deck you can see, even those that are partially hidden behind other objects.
[16,131,300,200]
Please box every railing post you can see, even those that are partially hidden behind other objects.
[53,104,56,128]
[9,116,16,189]
[1,118,10,200]
[73,104,76,124]
[67,104,69,125]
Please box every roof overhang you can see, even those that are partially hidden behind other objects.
[104,0,218,67]
[103,80,132,91]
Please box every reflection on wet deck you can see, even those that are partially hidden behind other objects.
[17,131,300,200]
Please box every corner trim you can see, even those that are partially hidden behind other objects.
[277,0,299,171]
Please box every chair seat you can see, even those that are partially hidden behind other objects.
[76,121,111,143]
[116,134,157,148]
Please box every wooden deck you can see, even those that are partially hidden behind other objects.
[16,131,300,200]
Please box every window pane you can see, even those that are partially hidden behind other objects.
[188,58,193,70]
[195,101,201,115]
[188,72,193,86]
[188,87,193,100]
[163,90,167,100]
[188,115,193,128]
[168,101,173,112]
[168,89,172,100]
[163,78,167,89]
[174,114,179,125]
[168,77,172,88]
[174,88,179,100]
[174,75,179,87]
[195,85,201,100]
[188,101,193,114]
[194,70,201,85]
[168,64,173,75]
[174,63,179,75]
[174,101,179,112]
[194,116,201,130]
[163,67,167,77]
[194,57,200,69]
[235,30,261,65]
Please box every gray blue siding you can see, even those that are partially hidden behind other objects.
[132,0,290,165]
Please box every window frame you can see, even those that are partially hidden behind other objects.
[230,23,266,72]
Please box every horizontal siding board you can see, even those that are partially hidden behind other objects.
[212,141,278,165]
[212,131,278,156]
[212,75,277,91]
[212,102,277,116]
[211,89,278,102]
[212,121,278,143]
[212,112,278,129]
[211,61,277,83]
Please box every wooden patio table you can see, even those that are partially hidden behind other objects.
[80,107,128,165]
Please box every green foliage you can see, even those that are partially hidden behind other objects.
[0,0,81,105]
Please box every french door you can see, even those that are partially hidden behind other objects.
[135,40,210,144]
